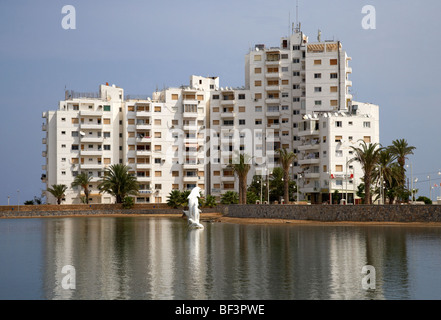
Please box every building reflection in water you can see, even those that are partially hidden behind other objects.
[41,217,441,300]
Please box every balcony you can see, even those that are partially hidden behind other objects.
[346,80,353,87]
[183,175,198,182]
[301,186,320,194]
[265,72,282,79]
[42,112,47,118]
[266,110,280,117]
[346,67,353,74]
[298,142,320,151]
[265,97,280,104]
[136,150,151,156]
[136,163,151,170]
[299,158,320,166]
[80,123,102,130]
[267,123,280,130]
[265,85,281,92]
[42,138,47,144]
[136,124,151,130]
[80,150,102,156]
[42,165,47,171]
[221,176,235,182]
[80,136,104,143]
[136,176,151,183]
[136,137,151,144]
[79,110,103,117]
[136,111,150,118]
[304,172,321,179]
[42,151,47,157]
[183,111,198,119]
[42,124,47,131]
[80,163,104,170]
[183,161,199,169]
[298,129,320,137]
[220,112,235,119]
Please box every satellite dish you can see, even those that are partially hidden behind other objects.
[80,131,86,136]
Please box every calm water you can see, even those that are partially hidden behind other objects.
[1,216,441,300]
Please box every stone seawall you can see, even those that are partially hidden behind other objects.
[0,207,223,218]
[224,205,441,223]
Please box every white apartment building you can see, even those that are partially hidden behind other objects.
[42,27,379,205]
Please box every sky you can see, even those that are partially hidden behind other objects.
[1,0,440,204]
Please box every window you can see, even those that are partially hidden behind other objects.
[293,84,300,89]
[364,136,372,143]
[212,95,220,100]
[154,106,161,112]
[315,100,322,106]
[103,105,111,111]
[61,118,66,122]
[336,180,343,186]
[254,55,262,61]
[171,94,179,100]
[103,132,111,138]
[293,71,300,76]
[348,121,353,126]
[239,119,246,125]
[282,67,289,72]
[282,92,289,98]
[255,106,263,113]
[104,145,111,151]
[281,54,289,59]
[330,59,338,65]
[71,145,79,150]
[336,150,343,157]
[103,118,111,125]
[71,131,78,137]
[154,132,161,138]
[255,80,262,87]
[155,171,162,177]
[336,121,342,128]
[330,73,338,79]
[330,86,338,93]
[336,165,343,172]
[293,45,300,50]
[71,118,79,124]
[363,122,371,128]
[314,59,322,65]
[223,120,234,126]
[293,58,300,63]
[330,100,338,107]
[314,73,322,79]
[293,97,300,102]
[154,119,161,125]
[282,79,289,85]
[239,107,246,112]
[314,87,322,93]
[154,158,161,164]
[335,136,342,143]
[255,68,262,74]
[238,94,246,100]
[155,184,162,190]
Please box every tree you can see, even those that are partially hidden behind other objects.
[269,167,297,203]
[71,172,93,204]
[277,148,297,204]
[387,139,416,188]
[417,196,432,205]
[246,191,259,204]
[167,190,183,209]
[349,141,382,204]
[203,195,217,208]
[227,152,252,204]
[220,191,239,205]
[247,175,268,203]
[47,184,68,205]
[98,164,139,204]
[374,150,400,204]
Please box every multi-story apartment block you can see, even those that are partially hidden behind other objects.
[42,28,379,205]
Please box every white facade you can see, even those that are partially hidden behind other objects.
[42,29,379,204]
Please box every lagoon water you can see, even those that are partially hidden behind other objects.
[1,216,441,300]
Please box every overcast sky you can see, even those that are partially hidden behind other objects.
[1,0,440,204]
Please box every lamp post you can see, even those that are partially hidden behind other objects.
[7,196,10,206]
[428,175,432,202]
[17,189,20,212]
[407,163,414,203]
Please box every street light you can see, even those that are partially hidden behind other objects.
[428,175,432,202]
[297,174,302,203]
[407,163,413,203]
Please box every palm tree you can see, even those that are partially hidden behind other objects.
[374,150,398,204]
[387,139,416,187]
[220,191,239,205]
[98,164,139,203]
[277,148,297,204]
[167,190,182,209]
[227,152,252,204]
[71,172,93,204]
[47,184,68,205]
[349,141,382,204]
